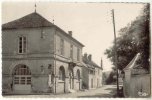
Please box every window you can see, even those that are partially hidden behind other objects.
[94,70,95,75]
[14,65,31,75]
[70,45,73,59]
[14,65,31,85]
[76,70,80,81]
[14,77,19,84]
[91,78,93,88]
[60,38,64,55]
[90,70,95,75]
[77,48,80,61]
[97,79,99,87]
[40,66,44,73]
[59,66,65,81]
[18,36,27,54]
[98,69,100,75]
[27,77,31,84]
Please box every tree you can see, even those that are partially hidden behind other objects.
[105,69,117,84]
[104,4,150,71]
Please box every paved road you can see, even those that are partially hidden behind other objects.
[4,85,116,98]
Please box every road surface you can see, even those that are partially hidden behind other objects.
[4,85,116,98]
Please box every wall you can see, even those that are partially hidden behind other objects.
[123,69,131,97]
[55,60,82,93]
[73,66,82,91]
[2,27,55,94]
[82,66,103,90]
[123,73,150,97]
[82,67,89,89]
[55,30,82,62]
[88,74,95,89]
[2,27,55,55]
[95,68,103,87]
[2,59,54,94]
[130,74,150,97]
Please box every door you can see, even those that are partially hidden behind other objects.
[77,70,80,90]
[69,70,74,89]
[59,66,66,93]
[13,65,31,93]
[91,78,93,88]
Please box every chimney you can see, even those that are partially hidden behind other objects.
[84,53,87,59]
[101,58,103,68]
[88,54,92,61]
[68,31,72,36]
[83,53,88,63]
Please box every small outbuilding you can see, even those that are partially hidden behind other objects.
[123,53,150,97]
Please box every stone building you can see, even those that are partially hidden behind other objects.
[82,53,103,89]
[2,12,84,94]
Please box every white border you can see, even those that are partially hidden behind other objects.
[0,0,151,100]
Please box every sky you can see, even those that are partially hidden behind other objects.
[2,2,145,72]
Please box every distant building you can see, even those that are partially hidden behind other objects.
[2,12,84,94]
[82,53,103,89]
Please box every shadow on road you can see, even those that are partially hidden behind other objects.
[78,88,116,98]
[105,88,116,90]
[78,94,112,98]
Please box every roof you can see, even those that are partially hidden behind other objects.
[2,12,84,47]
[123,53,140,70]
[82,56,103,70]
[93,61,102,70]
[2,12,53,29]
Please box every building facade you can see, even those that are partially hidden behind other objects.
[2,12,84,94]
[82,54,103,89]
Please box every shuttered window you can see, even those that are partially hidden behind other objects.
[18,36,27,54]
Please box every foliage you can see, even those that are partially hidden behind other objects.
[105,70,116,84]
[104,4,150,71]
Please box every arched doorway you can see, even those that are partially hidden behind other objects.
[13,64,31,92]
[69,69,74,89]
[59,66,65,93]
[76,69,80,90]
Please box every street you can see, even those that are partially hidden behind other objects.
[4,85,116,98]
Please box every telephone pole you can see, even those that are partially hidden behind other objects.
[111,9,119,96]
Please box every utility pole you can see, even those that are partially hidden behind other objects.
[111,9,119,96]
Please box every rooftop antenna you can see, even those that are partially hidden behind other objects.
[35,3,37,13]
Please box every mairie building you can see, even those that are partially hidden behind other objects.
[2,12,84,94]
